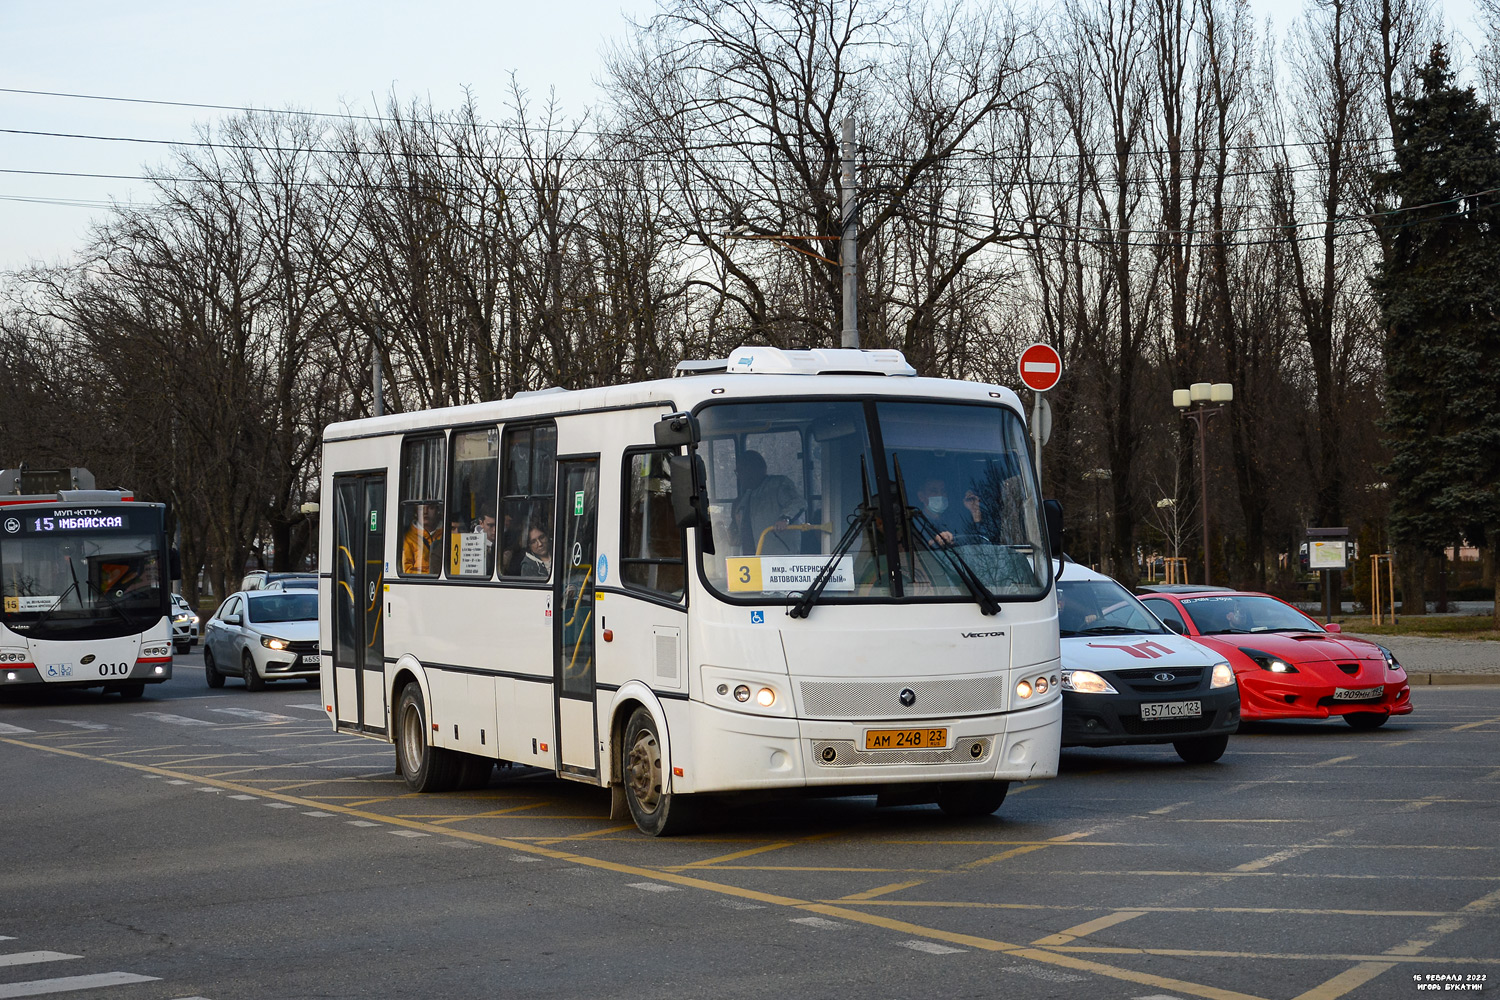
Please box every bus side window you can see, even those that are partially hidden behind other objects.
[622,450,685,600]
[499,423,557,579]
[446,427,499,579]
[398,435,445,577]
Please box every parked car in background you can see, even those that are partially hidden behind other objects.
[1136,590,1412,729]
[1058,564,1240,763]
[170,593,200,655]
[202,590,319,690]
[261,573,317,591]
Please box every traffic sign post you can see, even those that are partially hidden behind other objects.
[1017,343,1062,487]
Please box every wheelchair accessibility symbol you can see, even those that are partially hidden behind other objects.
[750,611,765,624]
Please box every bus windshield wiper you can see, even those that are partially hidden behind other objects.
[905,506,1002,616]
[789,457,876,620]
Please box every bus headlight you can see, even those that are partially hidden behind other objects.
[733,684,751,702]
[1210,662,1236,688]
[755,687,776,707]
[1016,679,1033,700]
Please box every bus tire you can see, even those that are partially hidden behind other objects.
[395,684,459,793]
[936,780,1009,819]
[622,708,698,836]
[456,755,494,790]
[242,652,265,692]
[117,682,146,700]
[204,647,224,688]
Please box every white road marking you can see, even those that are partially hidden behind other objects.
[509,855,542,862]
[348,821,379,828]
[0,724,36,735]
[0,972,160,997]
[228,795,258,801]
[210,708,295,723]
[195,787,220,793]
[789,917,847,931]
[285,704,325,712]
[262,803,294,810]
[627,883,680,893]
[48,721,112,731]
[389,830,428,838]
[715,899,765,910]
[301,811,334,817]
[0,954,78,968]
[898,940,964,955]
[1002,964,1086,983]
[164,780,190,786]
[132,713,214,727]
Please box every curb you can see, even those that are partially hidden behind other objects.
[1411,674,1500,686]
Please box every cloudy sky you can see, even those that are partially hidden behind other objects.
[0,0,1484,272]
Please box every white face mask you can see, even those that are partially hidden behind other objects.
[925,495,949,515]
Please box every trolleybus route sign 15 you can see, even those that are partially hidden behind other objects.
[1018,343,1062,392]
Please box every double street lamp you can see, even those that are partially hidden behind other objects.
[1173,382,1233,585]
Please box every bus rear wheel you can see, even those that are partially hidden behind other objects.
[116,682,145,700]
[936,780,1009,819]
[396,684,459,793]
[622,708,697,836]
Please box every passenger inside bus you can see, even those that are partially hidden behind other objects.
[519,521,552,578]
[401,503,443,574]
[731,450,804,555]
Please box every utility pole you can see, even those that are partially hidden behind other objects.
[840,116,858,349]
[371,324,384,418]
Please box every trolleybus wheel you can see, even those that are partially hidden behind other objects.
[203,647,224,689]
[622,708,698,836]
[1173,734,1229,763]
[241,652,265,692]
[395,683,460,793]
[116,682,145,700]
[1344,712,1389,730]
[936,780,1009,819]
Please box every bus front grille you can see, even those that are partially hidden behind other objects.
[798,676,1005,719]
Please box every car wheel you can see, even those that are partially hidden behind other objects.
[1174,734,1229,764]
[117,682,146,700]
[936,780,1010,819]
[1344,712,1390,730]
[395,684,460,792]
[242,651,265,692]
[203,647,224,688]
[622,708,698,836]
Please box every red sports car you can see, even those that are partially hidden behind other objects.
[1137,590,1412,728]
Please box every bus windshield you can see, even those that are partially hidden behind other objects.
[0,508,168,640]
[696,399,1050,605]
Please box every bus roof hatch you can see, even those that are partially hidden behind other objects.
[717,346,916,377]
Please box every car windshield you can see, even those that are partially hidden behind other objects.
[0,507,167,640]
[694,398,1050,604]
[1057,578,1167,637]
[1180,594,1320,634]
[246,592,317,624]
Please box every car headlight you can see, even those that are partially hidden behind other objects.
[260,636,289,650]
[1210,662,1236,688]
[1062,670,1118,694]
[1377,644,1403,672]
[1240,646,1298,674]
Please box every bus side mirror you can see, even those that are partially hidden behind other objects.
[667,455,715,554]
[169,548,183,583]
[654,412,700,449]
[1043,499,1064,561]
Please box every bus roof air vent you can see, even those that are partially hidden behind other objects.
[721,346,917,377]
[510,386,569,399]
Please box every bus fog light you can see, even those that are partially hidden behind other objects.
[733,684,751,702]
[5,672,15,682]
[1016,679,1033,700]
[756,687,776,707]
[153,666,164,675]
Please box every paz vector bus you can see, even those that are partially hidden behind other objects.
[1,467,173,698]
[317,347,1064,835]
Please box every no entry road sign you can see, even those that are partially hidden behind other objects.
[1018,343,1062,392]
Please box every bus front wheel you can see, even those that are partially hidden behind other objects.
[622,708,698,836]
[396,684,459,793]
[936,780,1009,819]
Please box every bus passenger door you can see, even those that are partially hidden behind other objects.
[332,473,388,735]
[553,458,599,777]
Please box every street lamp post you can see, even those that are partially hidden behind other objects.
[1173,382,1233,586]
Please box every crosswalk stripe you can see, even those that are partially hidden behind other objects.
[131,713,214,727]
[0,972,159,998]
[0,954,78,968]
[209,708,295,723]
[47,721,112,731]
[0,724,36,735]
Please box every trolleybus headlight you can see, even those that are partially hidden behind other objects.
[261,636,289,650]
[1210,662,1236,688]
[733,684,751,702]
[1016,679,1033,700]
[755,687,776,708]
[1061,670,1117,695]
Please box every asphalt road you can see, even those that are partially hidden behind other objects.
[1,652,1497,1000]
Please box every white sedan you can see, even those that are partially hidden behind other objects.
[170,593,200,654]
[202,590,320,691]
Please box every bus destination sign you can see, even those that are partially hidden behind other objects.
[8,510,133,535]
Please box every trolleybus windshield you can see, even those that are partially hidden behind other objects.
[696,399,1050,605]
[1,507,168,640]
